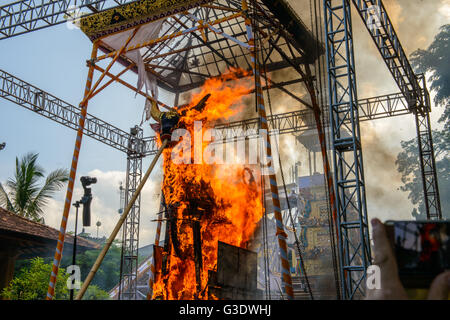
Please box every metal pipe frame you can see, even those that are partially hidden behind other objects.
[243,0,294,299]
[93,12,244,62]
[0,68,152,154]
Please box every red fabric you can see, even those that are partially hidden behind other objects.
[150,123,161,132]
[420,224,440,262]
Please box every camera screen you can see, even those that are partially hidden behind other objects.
[393,222,450,283]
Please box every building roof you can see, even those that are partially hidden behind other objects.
[0,207,100,259]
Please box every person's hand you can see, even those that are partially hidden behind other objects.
[365,218,408,299]
[365,218,450,300]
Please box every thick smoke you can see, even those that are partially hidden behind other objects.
[351,0,447,222]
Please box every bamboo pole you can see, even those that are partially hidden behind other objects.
[75,139,168,300]
[94,13,243,62]
[46,42,99,300]
[91,64,174,112]
[242,0,294,300]
[90,63,134,99]
[79,27,140,107]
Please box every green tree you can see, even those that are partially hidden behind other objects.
[0,152,68,223]
[410,24,450,128]
[397,133,449,219]
[61,239,122,292]
[1,257,111,300]
[1,257,69,300]
[396,24,449,219]
[79,285,111,300]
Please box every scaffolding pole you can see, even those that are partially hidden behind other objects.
[323,0,372,299]
[46,42,99,300]
[119,126,144,300]
[243,0,294,300]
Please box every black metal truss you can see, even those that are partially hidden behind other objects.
[323,0,371,300]
[1,1,442,301]
[0,0,138,40]
[118,126,143,300]
[213,92,411,139]
[351,0,441,219]
[0,0,295,93]
[1,67,412,155]
[415,75,441,219]
[351,0,421,108]
[0,68,156,155]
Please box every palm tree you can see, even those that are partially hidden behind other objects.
[0,152,69,223]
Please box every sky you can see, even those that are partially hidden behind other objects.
[0,0,448,247]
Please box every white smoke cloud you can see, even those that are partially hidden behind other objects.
[43,168,163,248]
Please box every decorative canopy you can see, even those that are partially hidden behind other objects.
[80,0,212,40]
[78,0,323,95]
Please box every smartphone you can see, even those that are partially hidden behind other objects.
[385,220,450,288]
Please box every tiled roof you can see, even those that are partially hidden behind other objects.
[0,207,99,249]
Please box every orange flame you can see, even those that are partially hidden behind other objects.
[152,69,263,300]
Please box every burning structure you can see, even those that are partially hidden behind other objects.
[150,72,264,299]
[43,0,415,301]
[0,0,439,302]
[60,0,331,301]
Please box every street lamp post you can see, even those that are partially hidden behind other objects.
[96,221,101,238]
[70,201,81,301]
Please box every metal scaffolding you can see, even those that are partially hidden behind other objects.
[0,68,158,155]
[350,0,442,220]
[0,66,412,150]
[0,0,443,300]
[0,0,138,40]
[119,126,144,300]
[415,75,442,220]
[323,0,371,300]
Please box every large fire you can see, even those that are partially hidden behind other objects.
[152,69,263,300]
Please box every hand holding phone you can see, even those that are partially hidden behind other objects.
[365,219,450,300]
[385,220,450,288]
